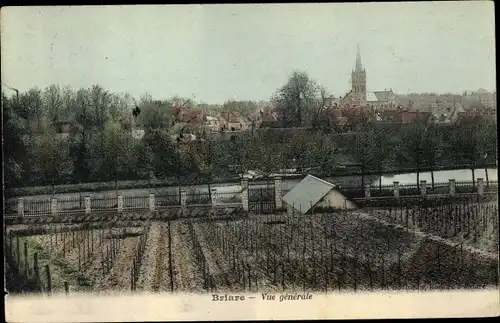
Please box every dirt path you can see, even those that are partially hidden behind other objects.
[357,212,498,261]
[136,222,162,291]
[99,236,139,292]
[170,220,204,293]
[194,221,238,292]
[158,222,172,293]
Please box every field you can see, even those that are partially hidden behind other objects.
[6,205,499,295]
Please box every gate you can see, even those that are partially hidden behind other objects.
[249,186,276,214]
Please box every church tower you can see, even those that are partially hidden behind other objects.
[351,44,367,104]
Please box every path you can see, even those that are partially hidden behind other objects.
[170,220,204,292]
[356,212,498,261]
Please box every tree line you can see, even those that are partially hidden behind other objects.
[2,76,497,193]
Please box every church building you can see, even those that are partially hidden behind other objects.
[335,45,400,113]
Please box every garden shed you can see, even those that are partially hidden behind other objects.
[282,175,357,215]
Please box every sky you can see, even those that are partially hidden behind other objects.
[1,3,496,104]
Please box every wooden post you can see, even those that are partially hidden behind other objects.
[45,265,52,296]
[64,282,69,295]
[33,252,40,282]
[24,241,28,277]
[16,236,20,271]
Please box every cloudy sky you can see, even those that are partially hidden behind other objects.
[1,3,495,104]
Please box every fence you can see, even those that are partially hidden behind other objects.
[6,190,244,218]
[340,179,497,200]
[6,178,495,218]
[155,193,180,209]
[123,196,149,210]
[5,231,46,294]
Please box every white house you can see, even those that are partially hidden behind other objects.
[132,129,145,140]
[282,175,357,215]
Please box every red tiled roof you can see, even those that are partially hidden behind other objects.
[401,111,431,123]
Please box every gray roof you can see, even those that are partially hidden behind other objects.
[374,90,395,102]
[282,175,335,214]
[366,92,378,102]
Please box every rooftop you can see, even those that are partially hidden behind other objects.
[282,175,336,214]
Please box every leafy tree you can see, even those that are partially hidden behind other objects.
[19,88,45,132]
[449,121,496,185]
[395,120,430,188]
[2,94,29,188]
[90,85,112,130]
[221,100,259,119]
[43,84,64,124]
[30,131,73,193]
[421,124,444,189]
[272,71,321,128]
[135,101,172,130]
[346,123,379,188]
[100,121,137,196]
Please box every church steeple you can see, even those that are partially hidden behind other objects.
[355,43,363,71]
[351,43,367,103]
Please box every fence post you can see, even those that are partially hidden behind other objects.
[50,198,58,215]
[420,180,427,197]
[477,178,484,197]
[24,241,28,277]
[17,198,24,217]
[45,265,52,296]
[241,179,249,211]
[449,179,456,196]
[274,176,282,209]
[84,196,91,214]
[117,195,123,213]
[180,190,187,207]
[210,188,217,207]
[364,184,371,200]
[149,193,155,211]
[393,181,400,199]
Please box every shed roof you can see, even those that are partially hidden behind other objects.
[282,175,335,214]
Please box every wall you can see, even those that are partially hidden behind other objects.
[284,188,357,215]
[316,189,357,210]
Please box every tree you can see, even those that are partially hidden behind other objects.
[449,121,496,185]
[143,129,183,193]
[43,84,64,124]
[134,141,155,183]
[100,121,137,196]
[346,124,379,188]
[221,100,259,119]
[2,94,29,188]
[30,132,73,193]
[135,101,172,130]
[19,88,45,132]
[90,85,112,130]
[272,71,321,128]
[421,125,444,189]
[395,121,429,189]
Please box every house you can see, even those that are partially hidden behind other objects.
[132,128,145,140]
[219,112,243,131]
[282,175,357,215]
[257,107,280,128]
[400,111,432,124]
[427,100,465,125]
[204,115,220,132]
